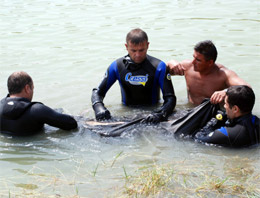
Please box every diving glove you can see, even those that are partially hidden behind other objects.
[93,102,111,120]
[143,112,166,124]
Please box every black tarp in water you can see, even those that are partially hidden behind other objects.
[85,99,220,137]
[165,99,220,137]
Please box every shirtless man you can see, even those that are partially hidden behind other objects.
[167,40,249,105]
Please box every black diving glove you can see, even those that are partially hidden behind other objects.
[93,102,111,121]
[143,112,166,124]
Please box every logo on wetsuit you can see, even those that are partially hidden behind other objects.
[125,72,148,86]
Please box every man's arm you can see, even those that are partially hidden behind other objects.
[210,68,250,104]
[32,103,77,130]
[195,122,253,147]
[225,69,250,87]
[195,127,231,146]
[167,60,189,75]
[158,63,176,117]
[91,61,118,120]
[144,62,176,123]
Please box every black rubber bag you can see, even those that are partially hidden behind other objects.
[169,99,219,137]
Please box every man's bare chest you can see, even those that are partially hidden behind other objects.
[185,72,226,93]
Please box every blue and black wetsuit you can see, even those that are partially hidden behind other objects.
[92,54,176,117]
[0,96,78,136]
[195,113,260,147]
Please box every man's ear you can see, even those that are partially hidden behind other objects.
[125,43,128,50]
[207,59,214,66]
[24,84,31,94]
[233,105,240,114]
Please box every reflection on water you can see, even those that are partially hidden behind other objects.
[0,0,260,196]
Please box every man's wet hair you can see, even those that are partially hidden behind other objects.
[194,40,218,62]
[126,28,148,45]
[226,85,255,114]
[8,71,33,95]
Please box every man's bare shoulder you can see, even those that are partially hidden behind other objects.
[215,63,237,76]
[216,63,228,70]
[215,63,250,87]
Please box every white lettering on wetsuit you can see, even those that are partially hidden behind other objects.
[125,72,149,86]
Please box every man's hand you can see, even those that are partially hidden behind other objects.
[142,112,165,124]
[167,60,186,75]
[93,103,111,121]
[210,90,227,104]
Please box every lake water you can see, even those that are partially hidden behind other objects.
[0,0,259,197]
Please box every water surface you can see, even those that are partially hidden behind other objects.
[0,0,259,197]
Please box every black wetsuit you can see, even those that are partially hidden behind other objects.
[92,54,176,117]
[195,113,260,147]
[0,96,78,136]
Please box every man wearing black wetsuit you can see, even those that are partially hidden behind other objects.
[0,71,77,136]
[91,28,176,123]
[195,85,260,147]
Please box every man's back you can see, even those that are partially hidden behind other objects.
[0,96,77,136]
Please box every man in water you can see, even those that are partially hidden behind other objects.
[91,28,176,123]
[0,71,78,136]
[167,40,249,105]
[195,85,259,147]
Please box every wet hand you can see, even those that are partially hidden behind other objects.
[210,90,226,104]
[167,60,186,75]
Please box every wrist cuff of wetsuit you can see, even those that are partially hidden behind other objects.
[92,101,104,107]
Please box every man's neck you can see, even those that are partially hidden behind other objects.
[232,112,251,121]
[9,93,30,101]
[10,93,23,98]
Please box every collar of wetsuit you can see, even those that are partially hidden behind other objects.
[123,56,142,71]
[226,113,251,126]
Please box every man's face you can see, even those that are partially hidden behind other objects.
[224,96,235,120]
[192,51,212,72]
[125,41,149,64]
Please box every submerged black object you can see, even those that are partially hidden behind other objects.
[168,99,220,137]
[99,117,143,137]
[85,99,219,137]
[84,117,144,137]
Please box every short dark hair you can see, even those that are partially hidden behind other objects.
[126,28,148,45]
[226,85,255,114]
[194,40,218,62]
[7,71,33,95]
